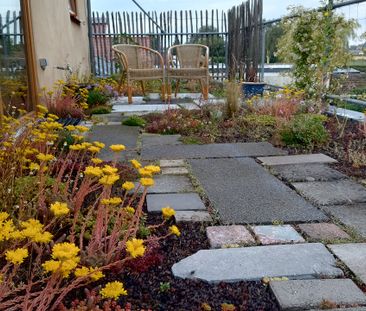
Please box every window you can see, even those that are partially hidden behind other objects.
[69,0,80,24]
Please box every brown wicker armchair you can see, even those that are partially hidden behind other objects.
[112,44,165,104]
[166,44,209,101]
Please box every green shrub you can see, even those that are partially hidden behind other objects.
[122,115,146,127]
[235,114,277,141]
[89,105,112,115]
[87,89,109,107]
[280,114,328,149]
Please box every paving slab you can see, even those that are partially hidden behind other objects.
[258,153,337,166]
[161,167,189,175]
[323,204,366,238]
[271,164,347,182]
[147,175,194,194]
[298,223,351,241]
[328,243,366,284]
[293,180,366,206]
[189,158,327,224]
[172,243,343,283]
[270,279,366,310]
[160,159,186,167]
[141,142,287,160]
[87,125,140,161]
[206,225,255,248]
[141,134,182,147]
[252,225,305,245]
[175,211,213,222]
[147,193,206,212]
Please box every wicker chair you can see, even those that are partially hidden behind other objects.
[112,44,165,104]
[166,44,209,101]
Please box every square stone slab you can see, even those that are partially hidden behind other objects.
[270,279,366,310]
[323,204,366,238]
[258,154,337,166]
[189,158,327,224]
[206,225,255,248]
[271,164,347,182]
[298,223,351,241]
[292,180,366,206]
[328,243,366,284]
[147,193,206,212]
[161,167,189,175]
[175,211,212,223]
[160,159,186,167]
[172,243,343,283]
[141,134,182,147]
[147,175,194,194]
[252,225,305,245]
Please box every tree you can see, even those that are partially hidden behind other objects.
[265,23,284,63]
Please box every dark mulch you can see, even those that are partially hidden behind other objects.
[115,215,279,311]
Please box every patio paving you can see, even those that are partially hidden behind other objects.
[270,279,366,310]
[141,142,287,160]
[189,158,327,224]
[206,225,255,248]
[252,225,305,245]
[141,134,182,147]
[161,167,189,175]
[160,159,186,167]
[298,223,351,241]
[172,243,343,283]
[258,153,337,166]
[174,211,213,223]
[146,193,206,212]
[147,175,194,194]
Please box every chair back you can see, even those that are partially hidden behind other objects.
[168,44,209,69]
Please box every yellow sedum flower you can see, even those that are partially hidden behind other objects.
[29,162,40,171]
[169,225,181,237]
[109,144,126,152]
[52,242,80,261]
[65,125,76,131]
[74,266,104,281]
[100,281,127,300]
[140,178,154,187]
[138,168,152,177]
[36,153,55,162]
[122,181,135,191]
[20,219,53,243]
[130,159,142,169]
[102,165,118,175]
[50,202,70,217]
[0,212,16,242]
[101,197,122,205]
[5,248,28,265]
[99,174,119,186]
[36,104,48,113]
[91,158,103,165]
[125,206,135,214]
[126,238,145,258]
[162,207,176,219]
[75,125,89,133]
[84,166,103,178]
[94,141,105,149]
[88,146,101,153]
[144,165,161,174]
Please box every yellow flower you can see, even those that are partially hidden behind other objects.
[36,104,48,113]
[20,219,53,243]
[162,207,176,219]
[36,153,55,162]
[52,243,80,261]
[91,158,103,165]
[126,238,145,258]
[5,248,28,265]
[75,266,104,281]
[169,225,181,237]
[29,162,40,171]
[122,181,135,191]
[101,197,122,205]
[47,113,59,120]
[109,144,126,152]
[72,134,84,142]
[88,146,100,153]
[144,165,161,174]
[102,165,118,175]
[140,178,154,187]
[138,168,153,177]
[100,281,128,300]
[94,141,105,149]
[99,174,119,186]
[0,213,16,242]
[130,159,142,169]
[50,202,70,217]
[65,125,76,131]
[125,206,135,214]
[42,258,79,278]
[84,166,103,178]
[75,125,89,133]
[74,266,89,277]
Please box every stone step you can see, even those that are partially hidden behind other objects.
[328,243,366,285]
[172,243,343,283]
[270,279,366,311]
[298,223,351,241]
[160,159,186,167]
[161,167,189,175]
[147,175,194,194]
[206,225,255,248]
[251,225,305,245]
[147,193,206,212]
[141,134,182,147]
[258,153,337,166]
[174,211,212,223]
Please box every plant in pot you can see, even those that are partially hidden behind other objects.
[242,62,266,98]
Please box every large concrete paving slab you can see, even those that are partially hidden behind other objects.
[141,142,287,160]
[87,125,139,161]
[271,164,347,182]
[147,175,194,194]
[141,134,182,147]
[172,243,343,283]
[146,193,206,212]
[328,243,366,284]
[252,225,305,245]
[258,153,337,166]
[189,158,327,224]
[270,279,366,310]
[323,204,366,238]
[293,180,366,206]
[298,223,351,241]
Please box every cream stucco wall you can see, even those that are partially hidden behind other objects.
[30,0,90,90]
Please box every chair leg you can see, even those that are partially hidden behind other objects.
[140,81,146,96]
[127,83,133,104]
[204,77,209,100]
[118,72,126,94]
[161,80,166,103]
[175,79,180,98]
[167,78,172,103]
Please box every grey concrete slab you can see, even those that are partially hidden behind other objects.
[270,279,366,310]
[160,159,186,167]
[293,180,366,206]
[271,164,347,182]
[175,211,213,222]
[298,223,351,241]
[161,167,189,175]
[206,225,255,248]
[141,134,182,147]
[147,193,206,212]
[258,154,337,166]
[141,142,287,160]
[87,125,140,161]
[189,158,327,224]
[323,204,366,238]
[172,243,343,283]
[147,175,194,194]
[252,225,305,245]
[328,243,366,284]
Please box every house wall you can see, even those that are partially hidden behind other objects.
[30,0,90,90]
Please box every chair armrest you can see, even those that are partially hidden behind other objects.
[112,46,129,71]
